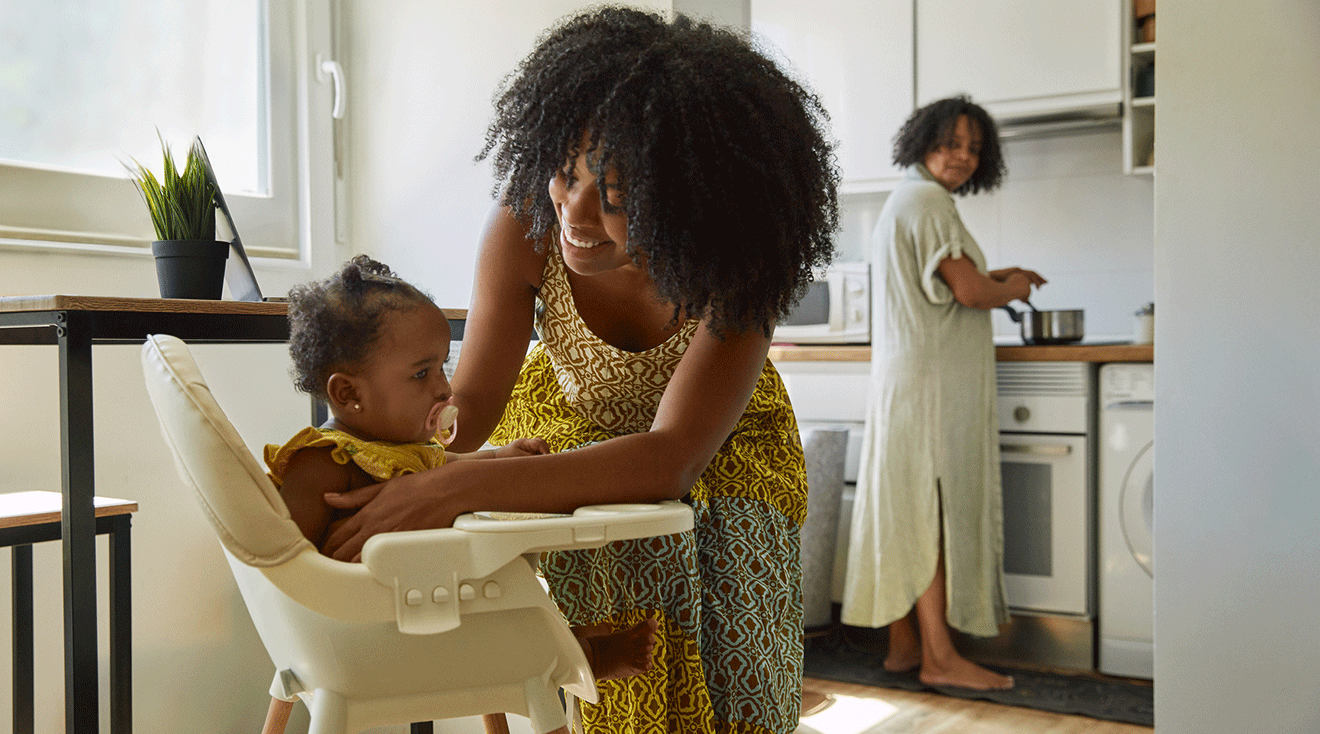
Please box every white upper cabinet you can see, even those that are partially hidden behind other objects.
[752,0,914,192]
[916,0,1122,120]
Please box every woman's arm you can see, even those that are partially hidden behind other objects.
[938,256,1040,309]
[321,321,770,561]
[447,205,546,452]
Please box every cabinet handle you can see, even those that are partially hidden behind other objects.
[1000,443,1072,456]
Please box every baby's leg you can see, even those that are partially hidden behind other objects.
[574,618,659,681]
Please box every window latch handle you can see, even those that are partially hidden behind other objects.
[316,53,346,120]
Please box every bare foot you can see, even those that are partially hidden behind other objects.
[884,619,921,673]
[576,618,659,681]
[919,655,1014,691]
[883,647,921,674]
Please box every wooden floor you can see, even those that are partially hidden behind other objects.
[796,677,1152,734]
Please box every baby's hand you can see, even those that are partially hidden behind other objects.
[494,437,551,458]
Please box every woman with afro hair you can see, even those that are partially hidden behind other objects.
[842,96,1046,691]
[320,5,838,734]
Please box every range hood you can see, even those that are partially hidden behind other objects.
[985,92,1124,140]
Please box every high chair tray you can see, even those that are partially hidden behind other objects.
[453,501,691,536]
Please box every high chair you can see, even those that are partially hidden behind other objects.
[140,334,693,734]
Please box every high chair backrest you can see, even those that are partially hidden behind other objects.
[141,333,312,566]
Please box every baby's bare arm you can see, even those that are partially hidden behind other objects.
[446,437,551,462]
[278,447,353,549]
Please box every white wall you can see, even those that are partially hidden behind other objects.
[344,0,669,310]
[837,130,1155,340]
[674,0,748,26]
[1155,2,1320,732]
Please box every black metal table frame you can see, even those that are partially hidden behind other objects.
[0,305,467,734]
[0,307,292,734]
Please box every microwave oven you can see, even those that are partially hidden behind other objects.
[773,262,870,344]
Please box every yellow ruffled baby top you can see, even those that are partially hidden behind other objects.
[264,426,447,487]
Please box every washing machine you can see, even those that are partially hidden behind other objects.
[1098,363,1154,679]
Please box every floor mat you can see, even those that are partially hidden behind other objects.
[803,627,1153,728]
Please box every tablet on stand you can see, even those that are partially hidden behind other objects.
[195,140,272,302]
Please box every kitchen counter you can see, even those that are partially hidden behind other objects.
[769,343,1153,363]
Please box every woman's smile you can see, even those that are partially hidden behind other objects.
[563,228,607,249]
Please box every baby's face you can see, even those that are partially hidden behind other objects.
[347,303,454,444]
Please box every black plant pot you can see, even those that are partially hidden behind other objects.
[152,240,230,300]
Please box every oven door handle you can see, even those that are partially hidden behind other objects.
[999,442,1073,456]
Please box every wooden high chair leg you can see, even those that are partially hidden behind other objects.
[482,713,511,734]
[261,697,295,734]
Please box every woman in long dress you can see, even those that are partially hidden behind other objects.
[842,96,1045,692]
[321,7,839,732]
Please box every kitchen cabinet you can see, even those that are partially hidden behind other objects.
[1123,3,1156,174]
[773,357,870,423]
[916,0,1122,121]
[751,0,913,192]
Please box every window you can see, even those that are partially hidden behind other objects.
[0,0,337,262]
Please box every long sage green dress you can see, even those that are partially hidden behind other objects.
[841,164,1009,637]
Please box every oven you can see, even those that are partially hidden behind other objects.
[959,361,1097,670]
[996,361,1095,616]
[1000,431,1091,615]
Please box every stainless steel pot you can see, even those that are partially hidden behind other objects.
[1001,304,1084,345]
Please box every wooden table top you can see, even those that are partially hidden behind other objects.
[0,491,138,530]
[0,295,467,320]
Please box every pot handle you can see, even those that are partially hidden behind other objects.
[1000,305,1022,323]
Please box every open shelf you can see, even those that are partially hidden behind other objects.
[1123,15,1156,174]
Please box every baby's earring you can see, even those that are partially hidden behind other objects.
[354,404,361,411]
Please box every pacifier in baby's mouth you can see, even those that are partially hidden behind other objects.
[428,403,460,445]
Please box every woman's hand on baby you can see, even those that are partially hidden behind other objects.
[322,470,461,562]
[494,437,551,458]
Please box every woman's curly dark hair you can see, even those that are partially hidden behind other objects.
[477,5,840,337]
[285,255,435,400]
[892,95,1005,195]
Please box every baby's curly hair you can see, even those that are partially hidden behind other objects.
[285,255,435,400]
[892,95,1005,195]
[477,5,840,337]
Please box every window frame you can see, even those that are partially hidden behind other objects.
[0,0,339,274]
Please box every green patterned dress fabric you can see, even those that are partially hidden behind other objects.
[489,244,807,734]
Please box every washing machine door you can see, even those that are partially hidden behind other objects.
[1121,440,1155,577]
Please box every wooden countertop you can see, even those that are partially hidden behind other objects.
[994,343,1153,362]
[768,343,1153,363]
[767,345,872,362]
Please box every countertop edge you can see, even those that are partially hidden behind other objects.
[768,344,1153,363]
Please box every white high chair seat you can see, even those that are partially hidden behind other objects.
[140,334,693,734]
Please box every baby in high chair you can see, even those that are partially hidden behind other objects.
[265,255,656,681]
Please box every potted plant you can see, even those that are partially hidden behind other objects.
[125,136,229,299]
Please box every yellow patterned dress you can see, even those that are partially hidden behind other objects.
[264,427,449,488]
[490,245,807,734]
